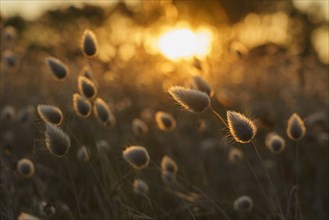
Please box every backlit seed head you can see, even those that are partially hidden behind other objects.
[73,93,92,118]
[18,212,40,220]
[132,118,148,136]
[45,123,71,157]
[80,65,94,80]
[3,49,16,67]
[155,111,176,131]
[1,105,16,121]
[133,179,149,195]
[2,25,17,41]
[265,132,286,154]
[39,201,56,216]
[96,139,111,152]
[81,29,98,57]
[37,105,63,126]
[228,148,244,163]
[46,57,68,80]
[234,195,254,212]
[169,86,210,113]
[17,105,35,124]
[161,156,178,183]
[227,111,257,144]
[192,76,213,97]
[77,145,90,162]
[287,113,306,141]
[78,76,97,99]
[17,158,35,178]
[93,98,116,127]
[122,146,150,169]
[161,156,178,174]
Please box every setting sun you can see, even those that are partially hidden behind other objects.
[158,28,212,60]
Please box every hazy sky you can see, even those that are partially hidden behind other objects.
[0,1,117,20]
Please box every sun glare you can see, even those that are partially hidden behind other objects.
[158,28,212,61]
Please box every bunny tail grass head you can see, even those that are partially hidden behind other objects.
[192,76,213,97]
[132,118,148,136]
[77,145,90,162]
[17,158,35,178]
[81,29,98,58]
[37,105,63,126]
[155,111,176,131]
[161,155,178,183]
[80,65,94,80]
[265,132,286,154]
[122,145,150,169]
[228,148,244,163]
[227,111,257,143]
[133,179,149,195]
[73,93,92,118]
[78,76,97,99]
[234,195,254,212]
[168,86,210,113]
[93,97,116,127]
[46,57,68,80]
[287,113,306,141]
[45,123,71,157]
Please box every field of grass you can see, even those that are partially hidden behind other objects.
[0,2,328,220]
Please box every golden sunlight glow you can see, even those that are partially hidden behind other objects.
[158,28,212,60]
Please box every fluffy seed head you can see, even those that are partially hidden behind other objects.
[45,123,71,157]
[234,195,254,212]
[77,145,90,162]
[169,86,210,113]
[46,57,68,80]
[133,179,149,195]
[81,29,98,57]
[18,212,40,220]
[96,139,111,152]
[122,146,150,169]
[155,111,176,131]
[17,105,35,124]
[93,98,116,127]
[132,118,148,136]
[17,158,35,178]
[265,132,286,154]
[287,113,306,141]
[228,148,244,163]
[161,156,178,183]
[227,111,257,143]
[192,76,213,97]
[3,50,16,67]
[80,65,94,80]
[73,93,92,118]
[78,76,97,99]
[37,105,63,126]
[1,105,16,121]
